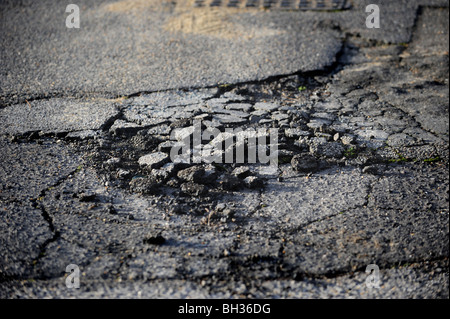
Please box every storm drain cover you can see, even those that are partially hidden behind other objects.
[193,0,350,10]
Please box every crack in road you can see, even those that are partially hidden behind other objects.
[29,167,83,270]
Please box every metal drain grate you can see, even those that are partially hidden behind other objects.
[193,0,349,10]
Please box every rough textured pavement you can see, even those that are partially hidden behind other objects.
[0,0,449,298]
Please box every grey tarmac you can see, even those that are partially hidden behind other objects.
[0,0,448,299]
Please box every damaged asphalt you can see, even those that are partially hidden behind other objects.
[0,0,449,298]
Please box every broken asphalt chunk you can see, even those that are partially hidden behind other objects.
[0,98,120,137]
[291,154,320,173]
[138,152,169,169]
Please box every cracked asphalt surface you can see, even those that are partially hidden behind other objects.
[0,0,449,298]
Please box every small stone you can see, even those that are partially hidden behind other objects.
[212,114,247,125]
[219,174,243,191]
[170,118,191,129]
[311,112,336,121]
[254,102,279,112]
[279,120,290,129]
[243,176,264,189]
[194,113,211,121]
[271,112,289,121]
[294,137,309,150]
[231,166,251,179]
[291,154,319,172]
[129,176,160,195]
[211,107,249,118]
[207,98,229,107]
[216,203,226,211]
[222,92,246,101]
[314,132,333,141]
[258,119,273,125]
[285,128,311,138]
[309,137,327,146]
[147,124,171,136]
[117,169,131,179]
[250,110,269,117]
[341,135,356,145]
[150,168,170,182]
[158,140,177,152]
[166,177,180,188]
[307,119,331,130]
[177,166,205,183]
[180,182,207,197]
[333,133,340,141]
[278,149,294,159]
[223,208,235,218]
[138,152,169,169]
[314,100,342,111]
[225,103,253,112]
[160,162,177,176]
[106,157,121,166]
[310,142,344,158]
[387,133,416,147]
[249,115,264,124]
[362,165,380,175]
[109,119,142,136]
[130,134,156,150]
